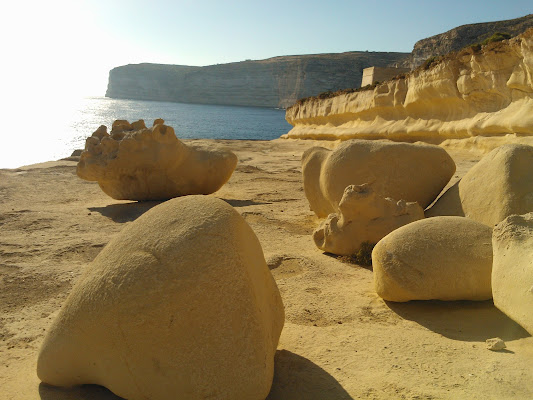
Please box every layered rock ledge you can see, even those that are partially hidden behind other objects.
[284,28,533,142]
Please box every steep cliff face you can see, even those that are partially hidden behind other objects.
[284,29,533,142]
[105,52,409,108]
[405,14,533,68]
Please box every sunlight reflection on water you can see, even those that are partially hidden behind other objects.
[2,97,290,169]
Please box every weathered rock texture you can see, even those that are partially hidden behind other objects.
[106,52,409,108]
[313,183,424,255]
[492,213,533,335]
[426,144,533,226]
[302,140,455,218]
[77,119,237,201]
[37,195,284,400]
[406,14,533,69]
[373,216,493,302]
[285,28,533,142]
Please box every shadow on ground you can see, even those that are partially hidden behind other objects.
[39,350,352,400]
[386,299,530,342]
[39,383,122,400]
[267,350,353,400]
[221,198,272,207]
[88,201,163,223]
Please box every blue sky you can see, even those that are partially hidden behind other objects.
[1,0,532,98]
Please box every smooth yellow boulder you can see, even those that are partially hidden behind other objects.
[373,216,493,302]
[302,139,455,218]
[37,196,284,400]
[313,183,424,255]
[77,119,238,201]
[492,213,533,335]
[426,144,533,226]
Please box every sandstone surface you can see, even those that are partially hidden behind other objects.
[105,52,409,109]
[2,139,533,400]
[373,216,493,302]
[313,183,424,255]
[426,144,533,226]
[285,28,533,142]
[37,195,284,400]
[492,213,533,335]
[77,119,238,201]
[302,139,455,218]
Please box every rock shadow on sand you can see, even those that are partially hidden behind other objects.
[88,201,162,223]
[39,382,123,400]
[386,299,530,342]
[38,351,351,400]
[267,350,353,400]
[221,198,272,207]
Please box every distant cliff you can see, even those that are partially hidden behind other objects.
[284,29,533,142]
[405,14,533,68]
[105,52,409,109]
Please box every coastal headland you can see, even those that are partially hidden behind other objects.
[284,28,533,142]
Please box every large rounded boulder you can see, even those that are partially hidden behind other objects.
[302,139,456,218]
[37,196,284,400]
[426,144,533,226]
[492,213,533,335]
[373,216,493,302]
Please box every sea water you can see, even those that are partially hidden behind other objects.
[2,97,291,169]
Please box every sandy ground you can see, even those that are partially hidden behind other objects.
[1,138,532,400]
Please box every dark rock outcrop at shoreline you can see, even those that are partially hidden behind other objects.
[105,52,409,108]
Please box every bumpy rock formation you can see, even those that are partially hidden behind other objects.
[285,28,533,142]
[77,119,238,201]
[313,183,424,255]
[37,196,284,400]
[492,213,533,335]
[373,216,493,302]
[302,139,455,218]
[426,144,533,226]
[406,14,533,68]
[106,52,409,108]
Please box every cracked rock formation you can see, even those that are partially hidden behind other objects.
[285,28,533,142]
[302,139,455,218]
[492,213,533,335]
[426,144,533,226]
[313,183,424,255]
[37,195,284,400]
[77,119,238,201]
[372,216,493,302]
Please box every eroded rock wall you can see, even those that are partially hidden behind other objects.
[284,29,533,142]
[105,52,409,109]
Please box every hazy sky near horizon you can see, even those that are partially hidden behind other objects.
[2,0,532,99]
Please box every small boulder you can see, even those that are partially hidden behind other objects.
[426,144,533,226]
[492,213,533,335]
[313,183,424,255]
[486,337,506,351]
[302,139,455,218]
[373,216,493,302]
[77,119,238,201]
[37,196,284,400]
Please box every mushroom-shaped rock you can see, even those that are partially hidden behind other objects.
[77,119,238,201]
[37,196,284,400]
[313,183,424,255]
[426,144,533,226]
[302,139,455,218]
[373,216,493,302]
[492,213,533,335]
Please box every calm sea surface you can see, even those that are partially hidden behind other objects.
[2,97,291,169]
